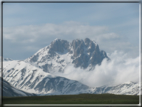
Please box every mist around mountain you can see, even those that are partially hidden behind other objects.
[1,38,140,96]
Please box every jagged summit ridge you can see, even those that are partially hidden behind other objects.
[50,39,69,53]
[25,38,109,72]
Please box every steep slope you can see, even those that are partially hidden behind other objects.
[2,60,89,95]
[0,77,35,97]
[25,38,109,73]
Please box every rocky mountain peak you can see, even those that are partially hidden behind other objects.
[50,38,69,53]
[26,38,110,72]
[84,38,91,45]
[71,38,109,68]
[84,38,97,47]
[71,39,84,51]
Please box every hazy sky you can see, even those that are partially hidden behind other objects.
[3,2,139,60]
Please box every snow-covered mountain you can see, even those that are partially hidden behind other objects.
[0,77,35,97]
[2,60,89,95]
[81,81,141,95]
[25,38,109,73]
[1,38,141,96]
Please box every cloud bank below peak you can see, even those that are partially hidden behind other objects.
[53,50,140,87]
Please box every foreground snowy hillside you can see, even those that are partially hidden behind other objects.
[2,59,89,95]
[1,59,141,95]
[0,77,35,97]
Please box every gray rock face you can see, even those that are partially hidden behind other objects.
[26,38,109,72]
[71,39,85,57]
[71,38,109,68]
[50,39,69,53]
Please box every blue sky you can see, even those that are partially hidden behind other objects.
[3,2,139,60]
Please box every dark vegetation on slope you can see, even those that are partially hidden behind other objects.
[3,93,139,104]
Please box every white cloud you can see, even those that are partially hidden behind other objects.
[53,51,139,87]
[99,33,119,39]
[3,21,117,43]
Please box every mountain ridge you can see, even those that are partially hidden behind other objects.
[25,38,109,73]
[1,38,140,96]
[2,60,90,95]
